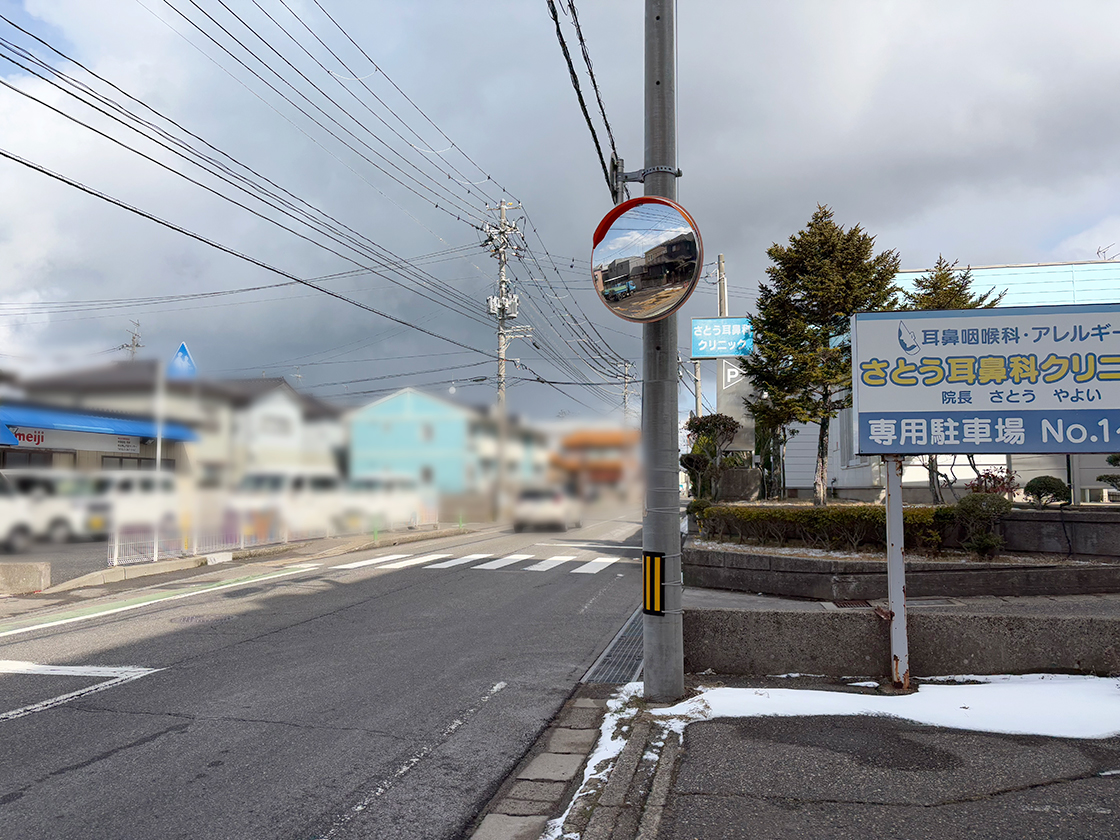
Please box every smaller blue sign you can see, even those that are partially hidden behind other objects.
[691,318,753,359]
[168,342,198,380]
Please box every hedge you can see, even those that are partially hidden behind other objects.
[698,504,956,553]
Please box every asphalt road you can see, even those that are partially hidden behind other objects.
[661,716,1120,839]
[0,512,643,839]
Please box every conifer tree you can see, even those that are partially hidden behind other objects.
[742,205,899,505]
[902,255,1006,502]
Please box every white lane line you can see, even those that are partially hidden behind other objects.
[425,554,492,569]
[0,566,318,640]
[524,555,577,572]
[572,557,619,574]
[473,554,533,570]
[379,553,452,570]
[332,554,410,570]
[0,661,155,678]
[312,681,507,840]
[0,660,162,722]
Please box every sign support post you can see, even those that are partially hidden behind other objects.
[642,0,684,702]
[883,454,910,689]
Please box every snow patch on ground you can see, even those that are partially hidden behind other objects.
[650,675,1120,740]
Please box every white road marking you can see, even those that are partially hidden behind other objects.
[379,553,452,569]
[0,565,318,640]
[425,554,492,569]
[473,554,533,570]
[332,554,410,570]
[0,660,162,722]
[312,681,507,840]
[572,557,619,574]
[524,555,577,571]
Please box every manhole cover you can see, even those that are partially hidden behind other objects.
[169,615,235,624]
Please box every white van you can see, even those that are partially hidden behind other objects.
[230,468,343,536]
[88,471,181,532]
[1,470,97,543]
[342,475,423,532]
[0,472,36,552]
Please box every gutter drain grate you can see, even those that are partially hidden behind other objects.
[582,608,644,684]
[833,600,872,609]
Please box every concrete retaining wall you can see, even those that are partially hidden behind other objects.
[1003,508,1120,558]
[683,607,1120,677]
[0,562,50,595]
[684,546,1120,599]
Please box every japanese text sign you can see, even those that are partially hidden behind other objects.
[851,304,1120,454]
[691,318,753,359]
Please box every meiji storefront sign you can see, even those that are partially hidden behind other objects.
[8,427,141,454]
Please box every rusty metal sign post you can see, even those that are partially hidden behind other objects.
[883,454,909,688]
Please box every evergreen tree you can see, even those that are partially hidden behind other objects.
[741,205,900,505]
[901,255,1004,311]
[902,255,1006,502]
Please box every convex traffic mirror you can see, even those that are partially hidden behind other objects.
[591,196,703,323]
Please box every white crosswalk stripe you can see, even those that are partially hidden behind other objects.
[473,554,534,570]
[379,553,452,569]
[332,554,410,570]
[523,555,577,572]
[425,554,492,569]
[572,557,619,574]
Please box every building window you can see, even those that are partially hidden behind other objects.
[3,450,54,469]
[421,423,434,442]
[102,456,175,471]
[259,415,292,435]
[420,465,434,484]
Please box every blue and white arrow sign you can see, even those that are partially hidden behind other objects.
[167,342,198,380]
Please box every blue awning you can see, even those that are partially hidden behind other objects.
[0,405,198,443]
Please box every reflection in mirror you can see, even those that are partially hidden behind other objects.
[592,198,702,323]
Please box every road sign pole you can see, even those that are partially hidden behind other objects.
[884,454,910,689]
[642,0,684,702]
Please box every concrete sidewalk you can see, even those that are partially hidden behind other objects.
[468,587,1120,840]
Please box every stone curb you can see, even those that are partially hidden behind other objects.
[468,692,610,840]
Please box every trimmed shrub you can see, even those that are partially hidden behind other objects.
[1023,475,1070,509]
[956,492,1012,557]
[697,504,949,553]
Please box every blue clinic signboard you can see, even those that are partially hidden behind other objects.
[691,317,753,359]
[851,303,1120,454]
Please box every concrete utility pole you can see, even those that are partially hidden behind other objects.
[692,361,702,417]
[622,361,633,425]
[485,202,521,519]
[643,0,685,702]
[717,254,728,317]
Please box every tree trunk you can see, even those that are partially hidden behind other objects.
[927,454,943,504]
[814,416,829,506]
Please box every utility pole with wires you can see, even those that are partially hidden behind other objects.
[622,361,634,425]
[124,321,143,360]
[484,201,523,519]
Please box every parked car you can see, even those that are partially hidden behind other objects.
[512,486,582,532]
[2,469,98,543]
[0,472,36,552]
[229,468,343,536]
[87,470,180,532]
[340,474,423,532]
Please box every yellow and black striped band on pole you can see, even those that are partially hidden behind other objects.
[643,552,665,616]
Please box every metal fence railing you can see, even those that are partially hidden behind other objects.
[107,505,439,566]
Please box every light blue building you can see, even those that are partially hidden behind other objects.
[348,388,547,499]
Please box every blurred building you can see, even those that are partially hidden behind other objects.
[19,360,343,486]
[348,388,547,517]
[548,427,641,503]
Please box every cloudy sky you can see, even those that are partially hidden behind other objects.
[1,0,1119,421]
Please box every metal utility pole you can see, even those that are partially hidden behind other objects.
[485,202,521,519]
[643,0,685,702]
